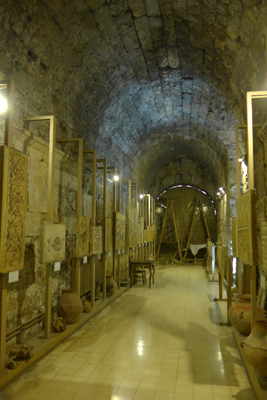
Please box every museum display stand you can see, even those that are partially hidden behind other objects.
[231,91,267,400]
[0,81,157,385]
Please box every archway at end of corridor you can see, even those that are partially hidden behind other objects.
[155,185,217,264]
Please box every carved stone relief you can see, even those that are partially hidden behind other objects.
[76,216,90,257]
[0,146,28,272]
[90,226,103,254]
[127,207,137,248]
[41,222,66,264]
[237,189,257,266]
[114,212,125,250]
[105,217,113,252]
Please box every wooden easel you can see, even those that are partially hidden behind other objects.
[156,198,182,260]
[183,198,211,262]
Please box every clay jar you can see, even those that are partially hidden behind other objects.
[241,318,267,380]
[229,298,266,336]
[56,289,82,324]
[106,275,117,295]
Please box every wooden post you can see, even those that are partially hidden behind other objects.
[97,159,107,300]
[148,194,151,227]
[184,198,198,262]
[0,274,7,372]
[103,159,107,299]
[170,200,182,260]
[91,151,97,308]
[156,198,170,259]
[199,200,211,241]
[235,125,241,200]
[117,171,120,212]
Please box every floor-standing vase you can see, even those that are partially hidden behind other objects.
[229,300,265,336]
[241,318,267,379]
[106,275,117,295]
[56,289,82,324]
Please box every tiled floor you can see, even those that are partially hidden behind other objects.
[0,264,256,400]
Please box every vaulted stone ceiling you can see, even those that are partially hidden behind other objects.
[1,0,267,198]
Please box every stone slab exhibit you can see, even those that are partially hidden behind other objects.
[237,189,257,266]
[41,222,66,264]
[260,220,267,276]
[127,207,137,248]
[90,225,103,254]
[0,146,27,273]
[105,217,113,252]
[114,212,125,250]
[76,216,90,257]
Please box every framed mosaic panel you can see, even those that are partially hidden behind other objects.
[90,226,103,254]
[0,146,27,272]
[76,216,90,257]
[41,222,66,264]
[114,212,125,250]
[237,189,257,266]
[105,217,113,252]
[127,207,137,248]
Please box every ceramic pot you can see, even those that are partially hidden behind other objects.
[241,318,267,379]
[106,275,117,295]
[229,302,265,336]
[56,289,82,324]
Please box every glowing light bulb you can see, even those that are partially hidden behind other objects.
[140,194,143,199]
[0,95,7,113]
[114,175,119,181]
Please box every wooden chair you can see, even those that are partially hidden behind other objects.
[134,268,146,286]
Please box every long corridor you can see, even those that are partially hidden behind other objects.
[0,265,255,400]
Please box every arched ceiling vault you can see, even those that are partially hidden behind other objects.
[1,1,267,196]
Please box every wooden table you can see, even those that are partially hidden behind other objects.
[130,259,155,288]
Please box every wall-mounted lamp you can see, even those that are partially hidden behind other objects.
[114,175,119,181]
[140,194,144,199]
[0,93,7,113]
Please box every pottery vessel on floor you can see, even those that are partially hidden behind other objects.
[241,318,267,380]
[56,289,82,324]
[106,275,117,295]
[229,301,266,336]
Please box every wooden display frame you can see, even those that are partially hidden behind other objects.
[23,115,57,339]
